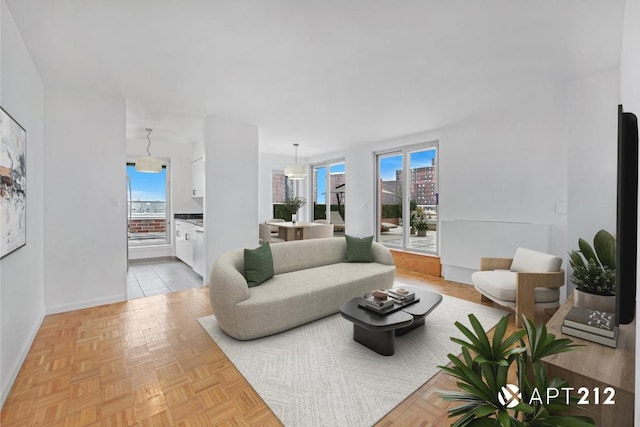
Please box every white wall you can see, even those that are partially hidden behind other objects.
[619,0,640,423]
[43,88,127,313]
[0,0,45,405]
[308,89,569,271]
[331,80,619,289]
[204,116,259,278]
[566,68,620,293]
[621,0,640,114]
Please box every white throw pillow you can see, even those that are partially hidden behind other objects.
[510,247,562,273]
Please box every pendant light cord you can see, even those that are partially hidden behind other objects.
[145,128,153,156]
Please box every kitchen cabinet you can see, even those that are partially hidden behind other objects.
[193,225,205,277]
[191,157,204,198]
[175,220,194,267]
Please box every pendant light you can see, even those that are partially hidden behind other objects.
[284,143,307,180]
[135,128,162,173]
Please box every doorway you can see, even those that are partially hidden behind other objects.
[126,162,170,248]
[376,143,439,254]
[311,161,346,234]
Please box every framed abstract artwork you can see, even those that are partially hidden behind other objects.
[0,107,26,259]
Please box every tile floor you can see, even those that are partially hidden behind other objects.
[126,258,204,299]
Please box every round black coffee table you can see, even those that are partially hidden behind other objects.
[339,285,443,356]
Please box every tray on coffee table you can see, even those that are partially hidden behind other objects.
[357,297,420,315]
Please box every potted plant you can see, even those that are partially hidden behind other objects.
[410,213,418,234]
[284,196,306,222]
[415,219,428,237]
[438,314,594,426]
[568,229,616,312]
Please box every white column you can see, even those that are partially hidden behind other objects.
[204,116,259,280]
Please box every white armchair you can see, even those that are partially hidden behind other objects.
[471,247,564,326]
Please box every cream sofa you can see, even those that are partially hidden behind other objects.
[209,237,396,340]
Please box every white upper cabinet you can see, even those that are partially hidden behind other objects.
[191,157,204,198]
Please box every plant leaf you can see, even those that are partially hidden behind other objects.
[593,229,616,269]
[453,321,487,355]
[543,416,595,426]
[468,314,493,357]
[578,238,598,265]
[500,329,527,350]
[468,418,503,427]
[491,316,509,358]
[473,404,498,418]
[568,250,585,268]
[497,410,512,427]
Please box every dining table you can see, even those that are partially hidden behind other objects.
[273,222,324,241]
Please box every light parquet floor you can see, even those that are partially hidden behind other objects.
[1,270,533,426]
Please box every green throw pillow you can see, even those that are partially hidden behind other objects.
[345,235,374,263]
[244,242,274,287]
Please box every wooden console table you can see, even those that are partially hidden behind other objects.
[544,295,635,426]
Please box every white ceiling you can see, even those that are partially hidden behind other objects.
[5,0,625,156]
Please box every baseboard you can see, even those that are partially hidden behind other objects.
[128,255,174,264]
[128,244,172,260]
[441,265,475,285]
[45,293,128,315]
[1,312,45,407]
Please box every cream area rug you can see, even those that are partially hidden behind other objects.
[198,293,508,427]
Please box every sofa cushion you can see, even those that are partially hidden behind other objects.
[345,235,373,263]
[244,243,274,287]
[471,270,559,303]
[510,247,562,273]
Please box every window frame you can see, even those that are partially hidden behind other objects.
[309,158,346,224]
[374,141,439,254]
[126,161,171,246]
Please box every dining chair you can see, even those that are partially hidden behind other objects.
[259,223,285,244]
[304,224,334,239]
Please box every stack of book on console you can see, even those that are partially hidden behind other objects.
[363,295,394,311]
[561,305,618,348]
[387,288,416,304]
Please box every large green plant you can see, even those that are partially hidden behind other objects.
[568,229,616,296]
[438,314,594,427]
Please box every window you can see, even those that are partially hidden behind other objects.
[272,170,295,219]
[272,170,293,204]
[376,144,438,254]
[311,161,345,233]
[127,163,169,246]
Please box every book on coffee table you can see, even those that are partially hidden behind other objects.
[388,289,415,303]
[563,305,617,338]
[561,324,618,348]
[364,296,394,310]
